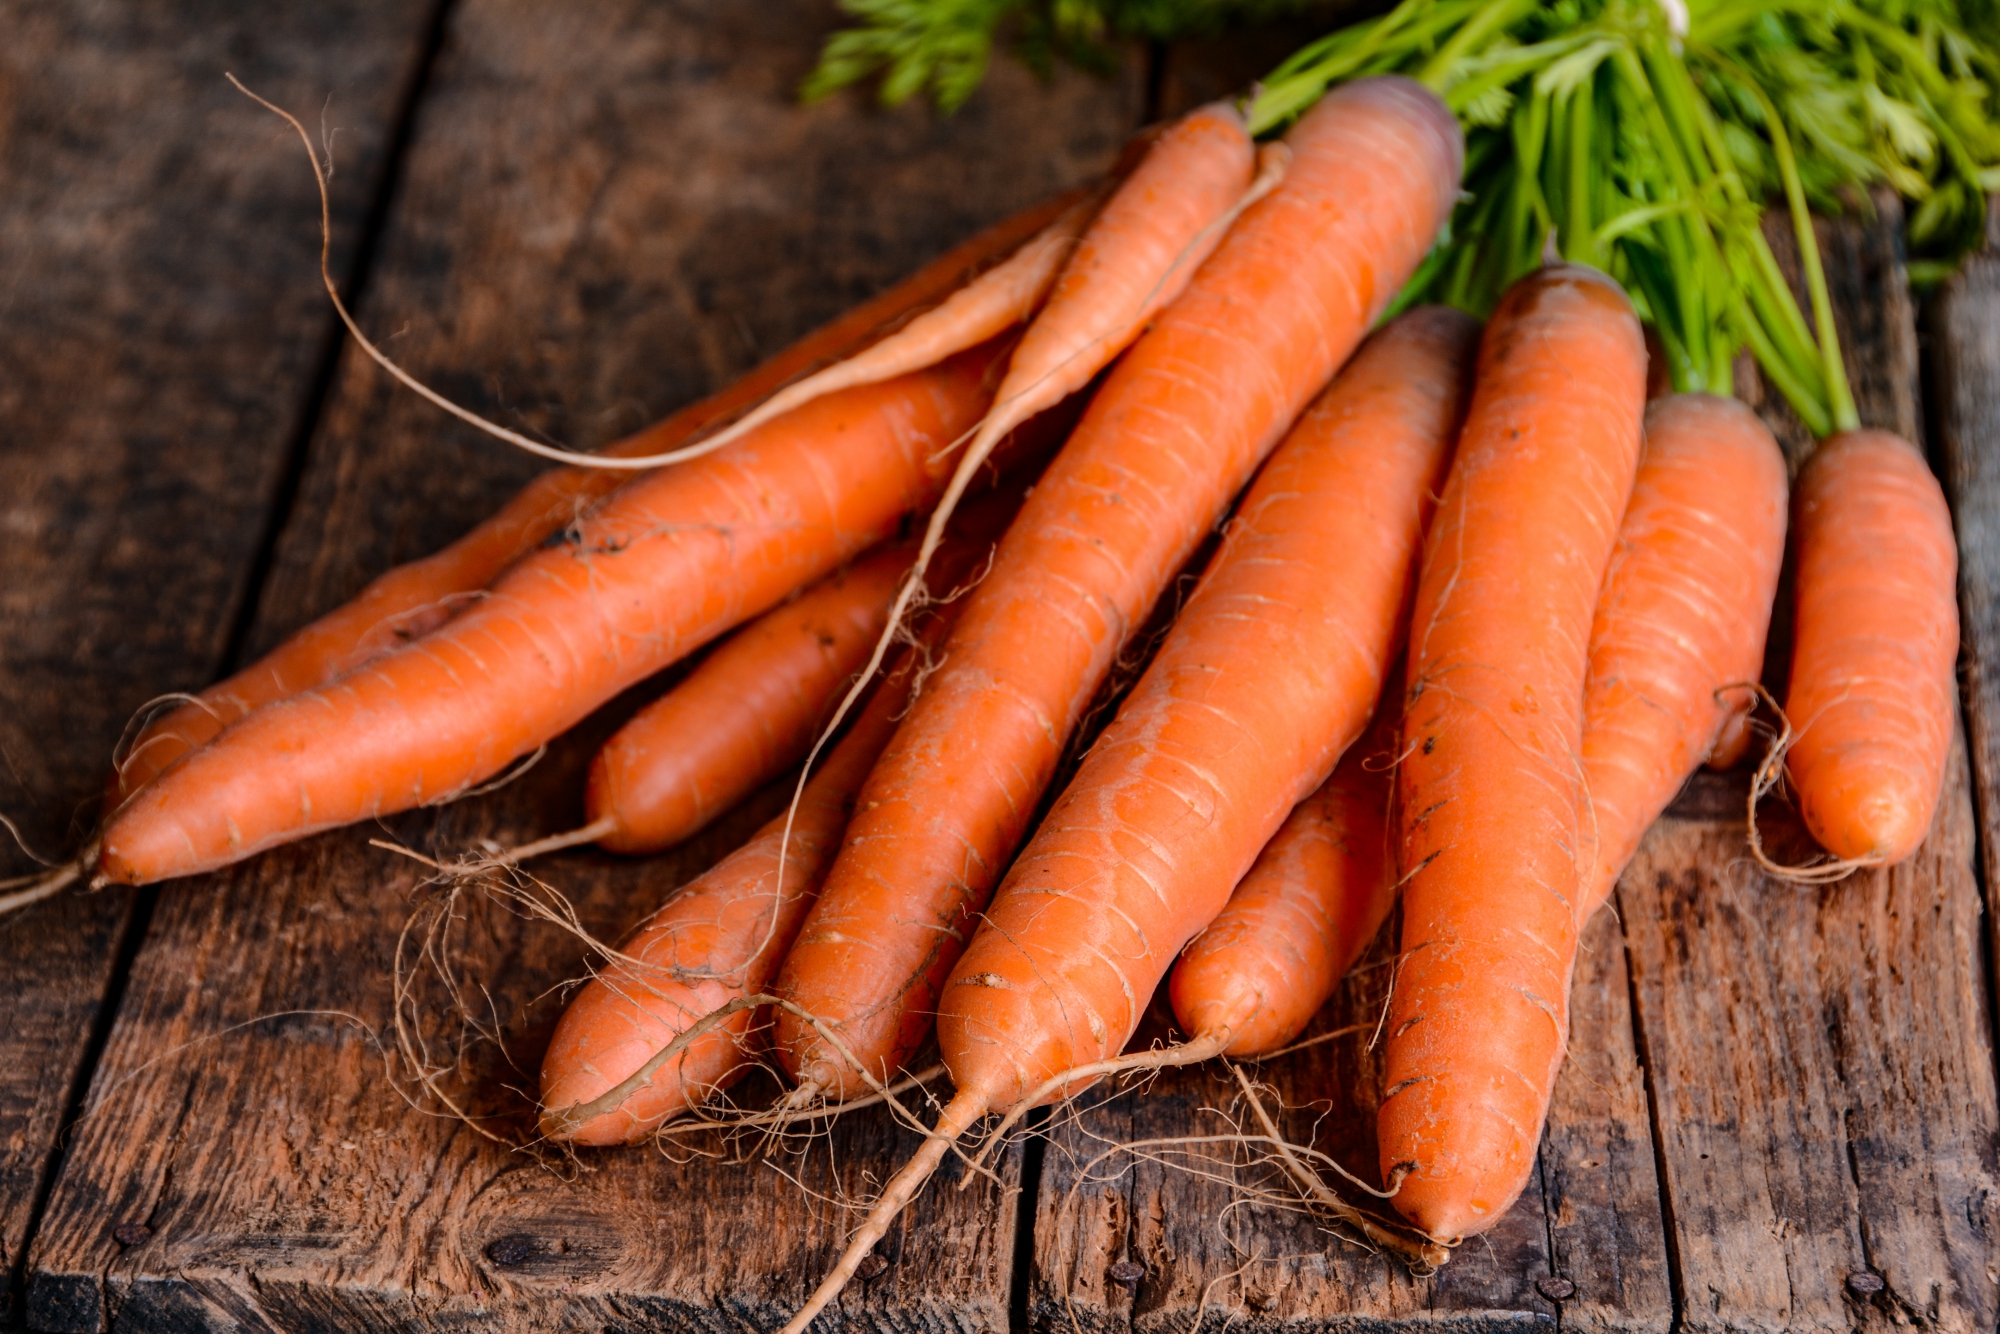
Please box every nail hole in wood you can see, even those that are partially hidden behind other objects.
[485,1235,535,1268]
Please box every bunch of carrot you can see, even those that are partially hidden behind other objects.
[6,15,1970,1314]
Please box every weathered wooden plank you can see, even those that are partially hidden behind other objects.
[1619,198,2000,1334]
[1621,734,1998,1333]
[1928,194,2000,1067]
[0,0,442,1321]
[25,2,1144,1330]
[1542,910,1675,1334]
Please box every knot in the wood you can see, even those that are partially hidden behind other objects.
[111,1222,152,1247]
[1534,1276,1575,1301]
[856,1254,889,1281]
[1846,1271,1886,1296]
[484,1235,535,1268]
[1107,1260,1145,1288]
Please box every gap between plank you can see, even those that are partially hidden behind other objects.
[1615,882,1691,1328]
[5,886,156,1330]
[1009,1107,1051,1334]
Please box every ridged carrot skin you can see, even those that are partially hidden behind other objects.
[936,304,1472,1109]
[771,80,1466,1103]
[1170,694,1402,1058]
[539,638,945,1145]
[109,190,1083,802]
[98,342,1012,885]
[1382,264,1647,1243]
[1579,394,1787,915]
[1785,429,1959,864]
[586,482,1031,855]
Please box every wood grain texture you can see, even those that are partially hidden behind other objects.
[0,0,440,1320]
[1616,199,2000,1334]
[24,2,1142,1330]
[1619,736,1998,1333]
[1929,196,2000,1054]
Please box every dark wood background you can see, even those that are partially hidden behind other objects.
[4,3,1998,1331]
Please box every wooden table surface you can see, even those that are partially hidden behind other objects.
[5,4,2000,1331]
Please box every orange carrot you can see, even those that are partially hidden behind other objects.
[108,191,1083,802]
[964,690,1416,1187]
[1170,692,1404,1058]
[1579,394,1787,915]
[97,341,1020,886]
[538,637,949,1146]
[772,82,1463,1118]
[1783,429,1958,866]
[1382,263,1647,1244]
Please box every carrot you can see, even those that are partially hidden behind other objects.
[771,84,1460,1115]
[1579,394,1787,915]
[931,306,1470,1166]
[511,481,1035,863]
[108,190,1083,803]
[96,340,1020,887]
[770,83,1466,1329]
[538,633,953,1146]
[1170,690,1404,1059]
[1781,429,1958,867]
[1379,263,1647,1245]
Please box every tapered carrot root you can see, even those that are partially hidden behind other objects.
[107,189,1084,805]
[1383,263,1647,1244]
[1579,394,1787,915]
[1171,692,1405,1058]
[97,342,1017,887]
[1783,429,1958,865]
[539,635,951,1145]
[772,80,1465,1108]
